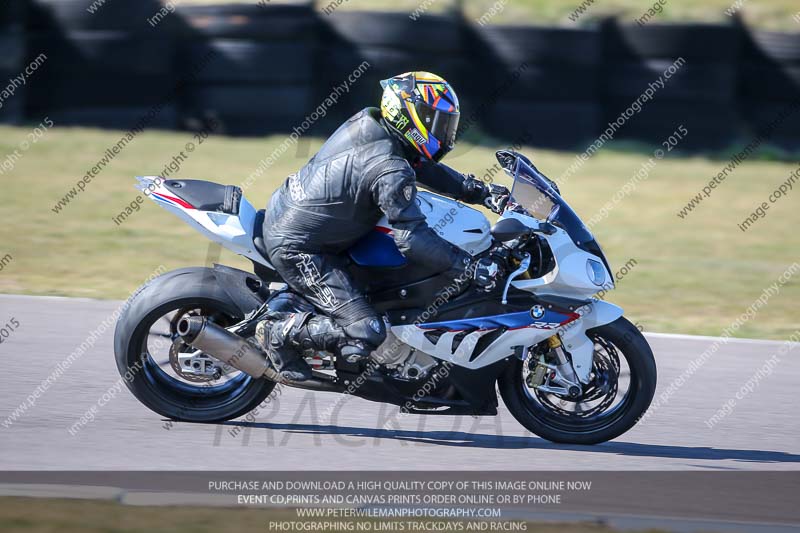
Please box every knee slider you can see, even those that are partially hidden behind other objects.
[343,316,386,350]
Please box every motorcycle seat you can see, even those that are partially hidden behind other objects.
[162,179,242,214]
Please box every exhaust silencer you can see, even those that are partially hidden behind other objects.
[177,316,277,379]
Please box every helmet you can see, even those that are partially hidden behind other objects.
[380,71,460,162]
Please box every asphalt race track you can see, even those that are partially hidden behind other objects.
[1,294,798,471]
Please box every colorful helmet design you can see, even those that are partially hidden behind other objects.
[380,71,460,162]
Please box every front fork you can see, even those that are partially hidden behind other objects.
[527,335,583,398]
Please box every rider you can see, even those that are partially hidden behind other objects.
[256,72,504,381]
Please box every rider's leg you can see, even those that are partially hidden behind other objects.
[258,248,386,381]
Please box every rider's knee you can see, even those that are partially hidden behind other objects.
[343,316,387,350]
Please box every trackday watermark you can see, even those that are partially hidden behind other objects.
[1,264,167,430]
[0,53,47,111]
[736,163,799,233]
[240,61,371,192]
[556,57,685,190]
[639,262,800,425]
[705,330,799,429]
[0,117,54,177]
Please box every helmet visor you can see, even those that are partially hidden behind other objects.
[415,101,460,157]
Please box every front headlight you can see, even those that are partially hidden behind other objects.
[586,258,606,286]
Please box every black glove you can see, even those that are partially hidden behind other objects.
[472,257,502,292]
[484,183,511,214]
[461,175,489,204]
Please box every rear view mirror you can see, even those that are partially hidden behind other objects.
[491,218,530,242]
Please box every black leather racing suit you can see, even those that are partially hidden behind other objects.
[262,107,486,360]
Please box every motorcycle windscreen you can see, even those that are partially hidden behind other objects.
[512,160,594,247]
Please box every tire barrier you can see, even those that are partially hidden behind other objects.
[176,2,317,135]
[601,21,742,150]
[320,11,466,128]
[25,0,177,130]
[0,0,26,124]
[474,24,601,148]
[740,28,800,148]
[4,4,800,150]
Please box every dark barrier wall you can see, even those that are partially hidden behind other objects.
[0,0,27,123]
[3,1,800,151]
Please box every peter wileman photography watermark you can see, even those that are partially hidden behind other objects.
[705,330,799,429]
[241,61,371,192]
[736,163,799,233]
[111,118,220,227]
[2,264,167,430]
[0,117,54,177]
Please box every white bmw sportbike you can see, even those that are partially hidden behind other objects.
[114,149,656,444]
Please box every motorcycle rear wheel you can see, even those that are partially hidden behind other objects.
[114,268,276,422]
[499,316,656,445]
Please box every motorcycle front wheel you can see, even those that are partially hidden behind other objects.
[499,316,656,445]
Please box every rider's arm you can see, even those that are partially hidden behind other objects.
[413,159,488,205]
[371,160,471,276]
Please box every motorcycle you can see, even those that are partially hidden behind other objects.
[114,149,656,444]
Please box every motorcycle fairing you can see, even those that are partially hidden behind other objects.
[348,227,407,267]
[391,300,622,383]
[419,309,578,331]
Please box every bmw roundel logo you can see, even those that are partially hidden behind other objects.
[531,305,545,319]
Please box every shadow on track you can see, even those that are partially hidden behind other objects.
[217,420,800,464]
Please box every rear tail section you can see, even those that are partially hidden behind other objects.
[135,176,274,268]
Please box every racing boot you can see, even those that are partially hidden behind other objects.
[255,314,313,382]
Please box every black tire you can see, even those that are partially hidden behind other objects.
[28,0,164,31]
[325,11,462,53]
[41,105,178,130]
[114,267,275,423]
[603,99,740,150]
[175,3,317,41]
[187,39,314,84]
[185,84,313,119]
[499,317,656,445]
[0,0,26,26]
[28,30,175,76]
[484,100,600,149]
[740,64,800,101]
[605,60,736,102]
[742,101,800,149]
[603,21,741,61]
[0,26,24,71]
[27,74,174,108]
[742,29,800,63]
[474,25,601,67]
[498,64,599,100]
[0,26,25,124]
